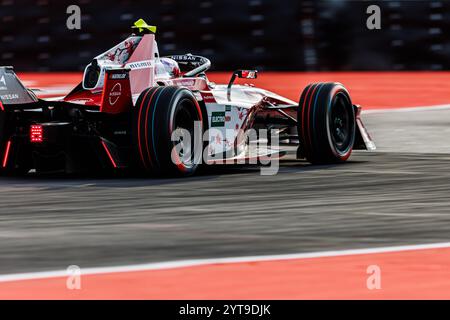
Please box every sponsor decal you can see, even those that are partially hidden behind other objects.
[125,60,153,70]
[225,105,231,112]
[201,92,216,103]
[211,111,226,127]
[0,93,19,101]
[171,55,197,61]
[174,79,196,87]
[109,83,122,106]
[109,73,127,80]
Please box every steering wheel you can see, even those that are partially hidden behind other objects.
[166,54,211,77]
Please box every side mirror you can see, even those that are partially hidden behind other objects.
[237,70,258,79]
[227,70,258,100]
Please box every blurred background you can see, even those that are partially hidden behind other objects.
[0,0,449,72]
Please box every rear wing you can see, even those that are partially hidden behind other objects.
[81,34,156,97]
[0,67,38,108]
[64,33,157,112]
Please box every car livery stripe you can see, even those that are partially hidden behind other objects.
[143,87,161,169]
[137,88,157,169]
[151,87,168,167]
[101,140,118,168]
[2,140,11,168]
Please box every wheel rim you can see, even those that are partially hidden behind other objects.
[173,98,201,169]
[330,92,354,154]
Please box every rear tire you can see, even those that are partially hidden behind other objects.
[132,86,204,176]
[298,82,356,164]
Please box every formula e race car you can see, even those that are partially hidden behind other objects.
[0,19,375,176]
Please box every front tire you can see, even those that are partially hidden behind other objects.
[298,82,356,164]
[132,86,204,176]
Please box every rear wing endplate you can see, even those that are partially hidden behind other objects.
[0,66,38,106]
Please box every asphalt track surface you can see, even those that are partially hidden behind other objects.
[1,72,450,282]
[2,107,450,276]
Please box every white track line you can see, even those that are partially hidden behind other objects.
[1,242,450,283]
[363,103,450,114]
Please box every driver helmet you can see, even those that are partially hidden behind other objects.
[160,57,181,78]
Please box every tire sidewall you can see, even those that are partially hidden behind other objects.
[167,89,203,175]
[324,84,355,161]
[298,82,356,164]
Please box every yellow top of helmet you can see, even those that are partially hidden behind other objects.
[132,19,157,34]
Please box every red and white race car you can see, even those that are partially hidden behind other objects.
[0,19,375,176]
